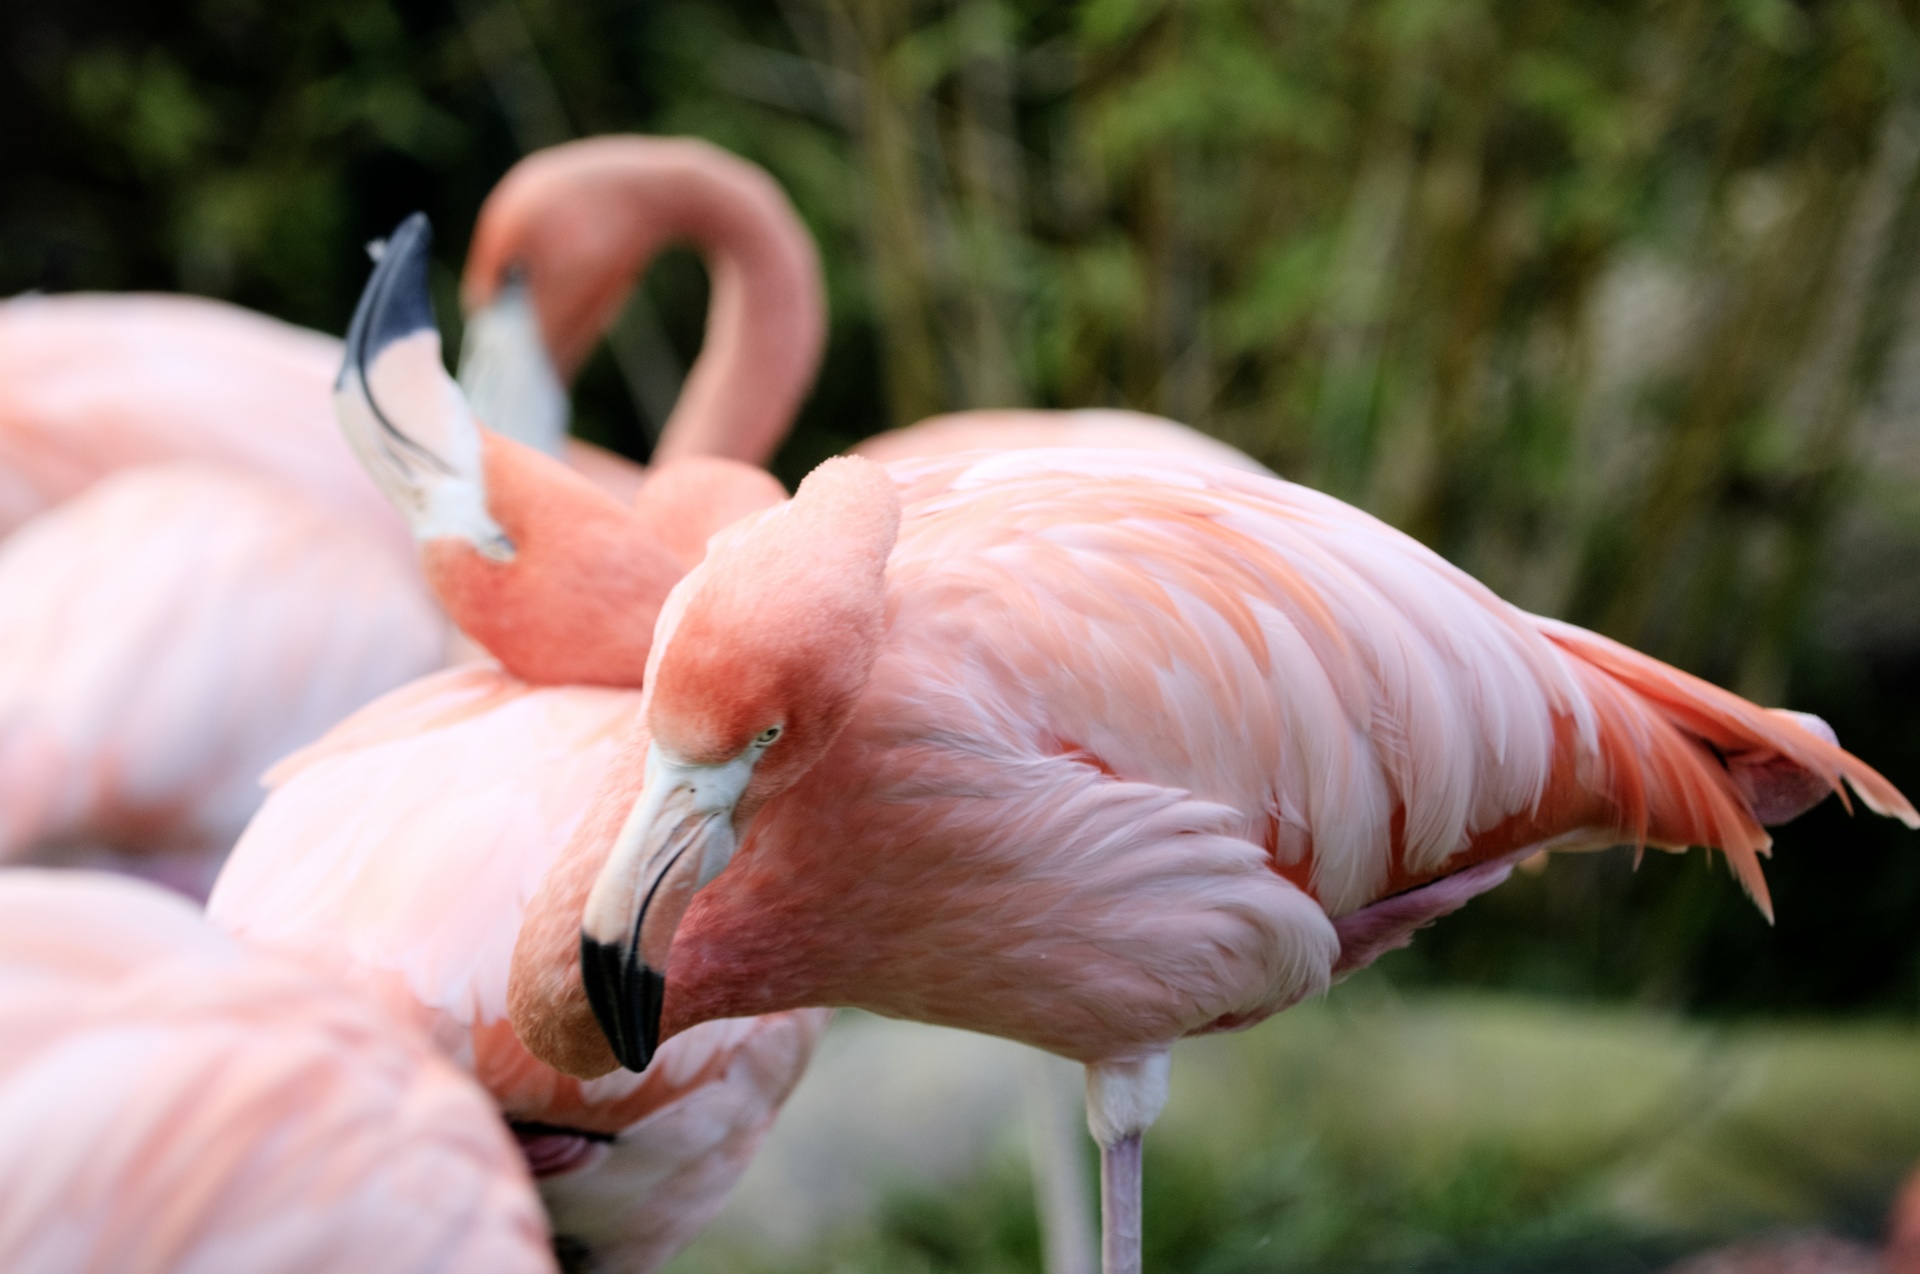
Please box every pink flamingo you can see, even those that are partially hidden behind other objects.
[207,665,826,1274]
[459,134,1270,473]
[337,223,1912,1266]
[1658,1164,1920,1273]
[206,217,824,1272]
[553,455,1912,1274]
[0,868,556,1273]
[341,231,1916,1274]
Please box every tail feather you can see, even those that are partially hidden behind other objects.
[1535,619,1917,922]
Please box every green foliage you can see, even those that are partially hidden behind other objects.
[670,997,1920,1272]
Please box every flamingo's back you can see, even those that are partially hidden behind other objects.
[876,450,1912,921]
[208,664,828,1273]
[0,870,555,1274]
[855,408,1274,475]
[0,464,444,885]
[0,293,404,544]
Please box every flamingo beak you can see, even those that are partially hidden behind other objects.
[335,212,513,560]
[456,266,572,459]
[580,745,752,1072]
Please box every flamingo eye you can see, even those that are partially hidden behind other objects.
[755,725,783,747]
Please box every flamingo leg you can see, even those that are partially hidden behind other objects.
[1099,1131,1144,1274]
[1085,1052,1171,1274]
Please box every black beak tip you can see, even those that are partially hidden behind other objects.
[580,932,666,1074]
[340,212,439,387]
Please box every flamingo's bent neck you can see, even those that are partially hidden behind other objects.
[464,137,827,468]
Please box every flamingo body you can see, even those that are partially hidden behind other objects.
[854,408,1273,474]
[0,464,443,887]
[611,450,1908,1064]
[207,664,827,1273]
[0,870,555,1273]
[0,292,403,544]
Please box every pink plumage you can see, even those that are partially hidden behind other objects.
[207,664,827,1274]
[0,869,556,1274]
[526,448,1913,1274]
[0,288,659,885]
[0,292,401,543]
[0,464,443,888]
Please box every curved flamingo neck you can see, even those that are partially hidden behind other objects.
[465,137,826,469]
[427,432,680,687]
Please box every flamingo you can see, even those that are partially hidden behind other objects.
[0,869,557,1273]
[0,159,815,882]
[458,134,1269,473]
[1658,1163,1920,1273]
[0,463,440,897]
[205,217,822,1273]
[340,222,1917,1274]
[206,665,827,1274]
[552,454,1912,1274]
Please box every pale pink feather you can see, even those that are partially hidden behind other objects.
[0,869,555,1274]
[0,464,444,878]
[0,292,403,546]
[209,664,828,1273]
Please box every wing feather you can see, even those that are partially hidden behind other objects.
[880,449,1906,917]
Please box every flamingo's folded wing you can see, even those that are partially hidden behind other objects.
[0,292,400,539]
[0,871,555,1274]
[0,464,441,870]
[208,664,641,1029]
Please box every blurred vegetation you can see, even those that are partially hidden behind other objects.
[2,0,1917,1009]
[670,998,1920,1273]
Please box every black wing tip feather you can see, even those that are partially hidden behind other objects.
[338,212,438,390]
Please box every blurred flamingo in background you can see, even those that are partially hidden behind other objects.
[0,463,440,897]
[459,134,1269,474]
[343,216,1917,1274]
[0,295,447,889]
[1658,1163,1920,1273]
[210,224,824,1272]
[0,143,826,887]
[0,868,557,1273]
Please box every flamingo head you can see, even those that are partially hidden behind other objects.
[337,213,685,686]
[579,456,900,1071]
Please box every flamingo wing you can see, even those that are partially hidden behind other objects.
[882,449,1911,920]
[0,464,443,887]
[0,292,401,540]
[0,870,555,1274]
[209,665,828,1274]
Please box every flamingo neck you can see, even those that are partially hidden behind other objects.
[426,432,682,687]
[473,138,825,468]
